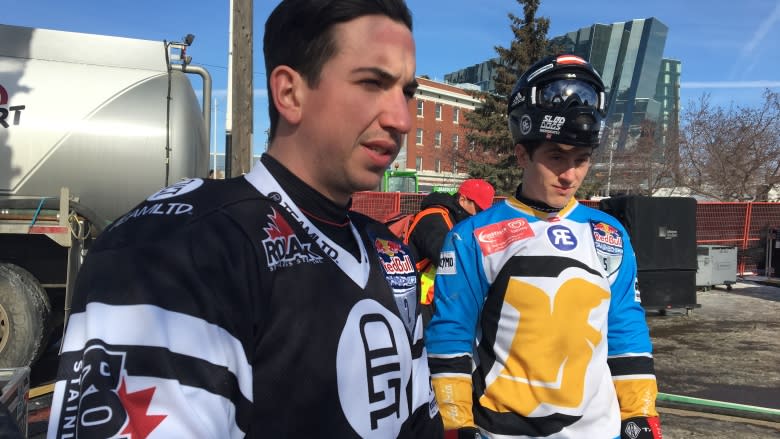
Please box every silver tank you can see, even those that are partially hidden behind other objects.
[0,23,210,223]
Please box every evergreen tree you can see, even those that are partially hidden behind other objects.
[462,0,557,195]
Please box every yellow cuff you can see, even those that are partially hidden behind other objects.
[432,375,475,430]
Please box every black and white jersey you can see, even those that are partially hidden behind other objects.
[48,161,442,438]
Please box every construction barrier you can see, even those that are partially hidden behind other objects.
[352,192,780,276]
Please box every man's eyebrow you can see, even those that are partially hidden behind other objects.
[352,67,418,91]
[351,66,398,81]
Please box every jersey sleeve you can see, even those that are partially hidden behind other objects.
[47,215,259,438]
[425,223,489,430]
[606,230,660,420]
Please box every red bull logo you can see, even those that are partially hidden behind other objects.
[375,238,402,257]
[591,221,623,256]
[592,222,622,246]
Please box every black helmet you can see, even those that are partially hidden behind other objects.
[508,54,607,148]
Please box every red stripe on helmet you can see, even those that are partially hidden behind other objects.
[556,55,587,65]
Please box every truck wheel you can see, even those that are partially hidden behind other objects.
[0,263,52,367]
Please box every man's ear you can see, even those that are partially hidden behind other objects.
[269,65,304,126]
[515,144,529,168]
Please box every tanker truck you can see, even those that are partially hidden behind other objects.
[0,23,212,367]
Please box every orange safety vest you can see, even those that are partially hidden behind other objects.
[403,207,453,305]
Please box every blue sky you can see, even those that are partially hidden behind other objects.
[5,0,779,156]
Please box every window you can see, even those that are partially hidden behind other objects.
[416,128,423,145]
[435,159,441,173]
[417,100,424,117]
[434,131,441,148]
[469,140,476,152]
[453,107,460,123]
[435,103,442,120]
[415,157,422,171]
[452,134,459,150]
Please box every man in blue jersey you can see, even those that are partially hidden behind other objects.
[426,55,662,439]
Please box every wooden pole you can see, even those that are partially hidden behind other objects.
[229,0,253,176]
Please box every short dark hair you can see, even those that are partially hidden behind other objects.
[263,0,413,141]
[520,141,543,159]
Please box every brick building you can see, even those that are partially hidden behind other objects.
[391,77,482,192]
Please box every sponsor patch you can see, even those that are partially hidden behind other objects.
[511,92,525,108]
[591,221,625,276]
[590,221,624,256]
[475,218,535,256]
[109,202,194,230]
[261,208,324,270]
[520,114,532,135]
[374,238,415,276]
[634,278,642,303]
[539,115,566,135]
[147,178,203,201]
[54,343,167,438]
[437,251,457,275]
[373,237,417,333]
[546,225,577,251]
[624,420,641,439]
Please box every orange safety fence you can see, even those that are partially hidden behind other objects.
[352,192,780,276]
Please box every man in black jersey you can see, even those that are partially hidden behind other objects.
[48,1,443,438]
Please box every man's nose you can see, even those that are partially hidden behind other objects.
[559,163,578,182]
[379,89,412,134]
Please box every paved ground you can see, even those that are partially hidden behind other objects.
[26,281,780,438]
[648,280,780,438]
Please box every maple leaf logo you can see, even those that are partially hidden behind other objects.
[117,378,167,439]
[263,208,295,240]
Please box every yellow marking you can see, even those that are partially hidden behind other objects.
[480,278,609,414]
[29,382,55,399]
[432,375,476,430]
[614,378,659,419]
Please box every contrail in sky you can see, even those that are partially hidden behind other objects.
[733,2,780,77]
[742,2,780,56]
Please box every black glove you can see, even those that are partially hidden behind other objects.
[444,427,481,439]
[620,416,662,439]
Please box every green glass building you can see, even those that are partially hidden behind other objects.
[444,17,680,152]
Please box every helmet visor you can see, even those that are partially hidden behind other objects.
[535,79,601,111]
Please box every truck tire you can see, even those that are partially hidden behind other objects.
[0,263,52,367]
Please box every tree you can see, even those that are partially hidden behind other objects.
[461,0,556,195]
[678,90,780,201]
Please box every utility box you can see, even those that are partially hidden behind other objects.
[696,245,738,290]
[0,367,30,437]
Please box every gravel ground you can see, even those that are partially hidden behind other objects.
[647,280,780,438]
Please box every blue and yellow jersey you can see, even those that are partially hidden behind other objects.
[426,196,658,438]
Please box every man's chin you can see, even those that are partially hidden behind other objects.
[352,174,384,193]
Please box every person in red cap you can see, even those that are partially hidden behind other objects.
[406,178,495,326]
